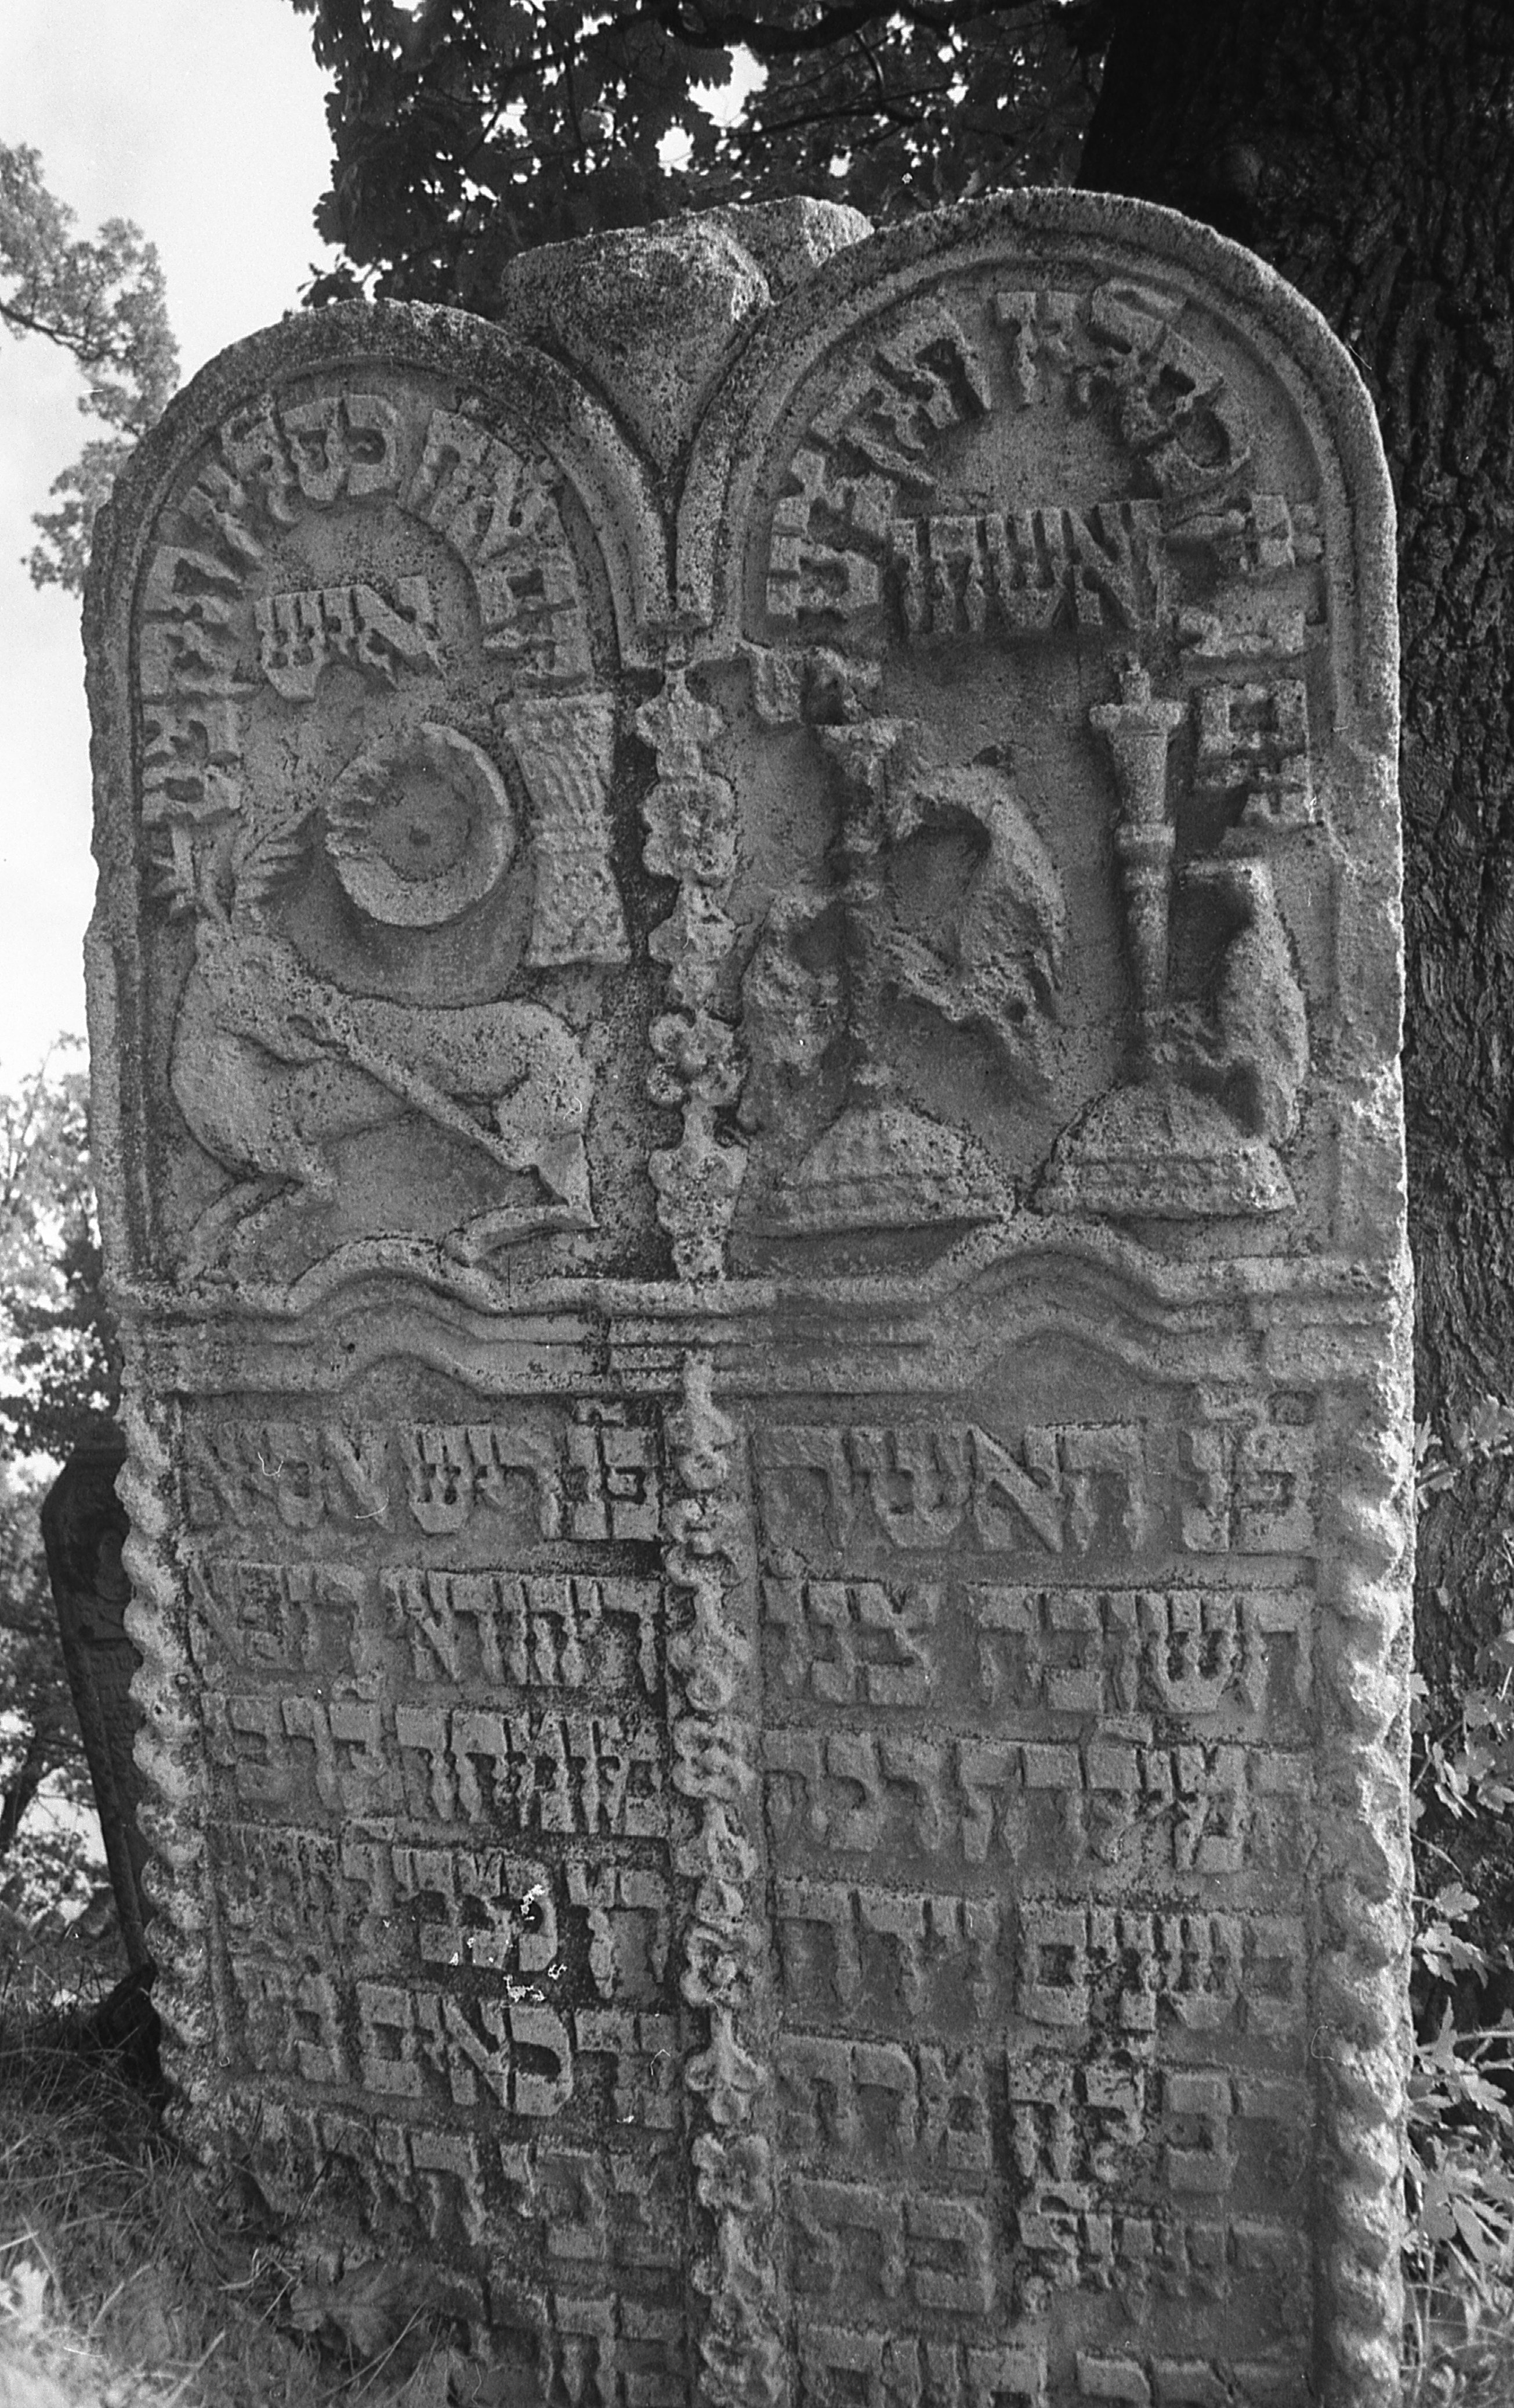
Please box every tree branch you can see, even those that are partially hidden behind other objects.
[644,0,1035,62]
[0,294,118,368]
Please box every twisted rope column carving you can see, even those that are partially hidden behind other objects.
[1313,1340,1414,2407]
[117,1383,220,2153]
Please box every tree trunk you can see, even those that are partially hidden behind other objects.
[1084,0,1514,1700]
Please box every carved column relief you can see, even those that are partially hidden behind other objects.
[1036,659,1306,1218]
[505,695,629,970]
[1092,663,1186,1073]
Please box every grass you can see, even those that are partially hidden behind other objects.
[0,1915,463,2408]
[1405,2308,1514,2407]
[1402,2102,1514,2404]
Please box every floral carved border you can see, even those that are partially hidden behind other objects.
[663,1351,786,2407]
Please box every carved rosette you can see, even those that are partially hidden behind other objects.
[662,1353,785,2408]
[638,671,748,1281]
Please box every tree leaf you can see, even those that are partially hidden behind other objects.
[1,144,177,590]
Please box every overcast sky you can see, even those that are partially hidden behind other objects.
[0,1,338,1083]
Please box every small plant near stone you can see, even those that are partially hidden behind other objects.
[1404,1407,1514,2395]
[0,1949,475,2407]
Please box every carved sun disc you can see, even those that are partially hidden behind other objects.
[325,722,516,926]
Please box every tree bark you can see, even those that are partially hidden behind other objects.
[1084,0,1514,1697]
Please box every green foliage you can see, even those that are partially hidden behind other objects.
[291,0,1105,308]
[1408,1402,1514,2351]
[0,1045,117,1465]
[0,2003,387,2406]
[1409,2009,1514,2274]
[0,1045,118,1902]
[0,1462,97,1926]
[0,1983,511,2405]
[0,142,178,592]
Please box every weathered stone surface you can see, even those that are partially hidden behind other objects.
[84,194,1411,2407]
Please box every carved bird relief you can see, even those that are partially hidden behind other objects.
[741,730,1067,1239]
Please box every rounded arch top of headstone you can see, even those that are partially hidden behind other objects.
[677,186,1396,749]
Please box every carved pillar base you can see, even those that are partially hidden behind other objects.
[747,1099,1005,1238]
[1035,1079,1296,1219]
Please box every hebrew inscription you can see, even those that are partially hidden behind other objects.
[87,199,1409,2404]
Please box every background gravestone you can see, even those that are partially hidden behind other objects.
[84,194,1411,2407]
[39,1423,146,1969]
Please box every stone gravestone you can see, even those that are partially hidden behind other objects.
[84,195,1411,2407]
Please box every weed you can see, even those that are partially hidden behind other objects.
[1406,1404,1514,2392]
[0,1941,461,2407]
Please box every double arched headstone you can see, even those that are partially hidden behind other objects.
[85,194,1409,2407]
